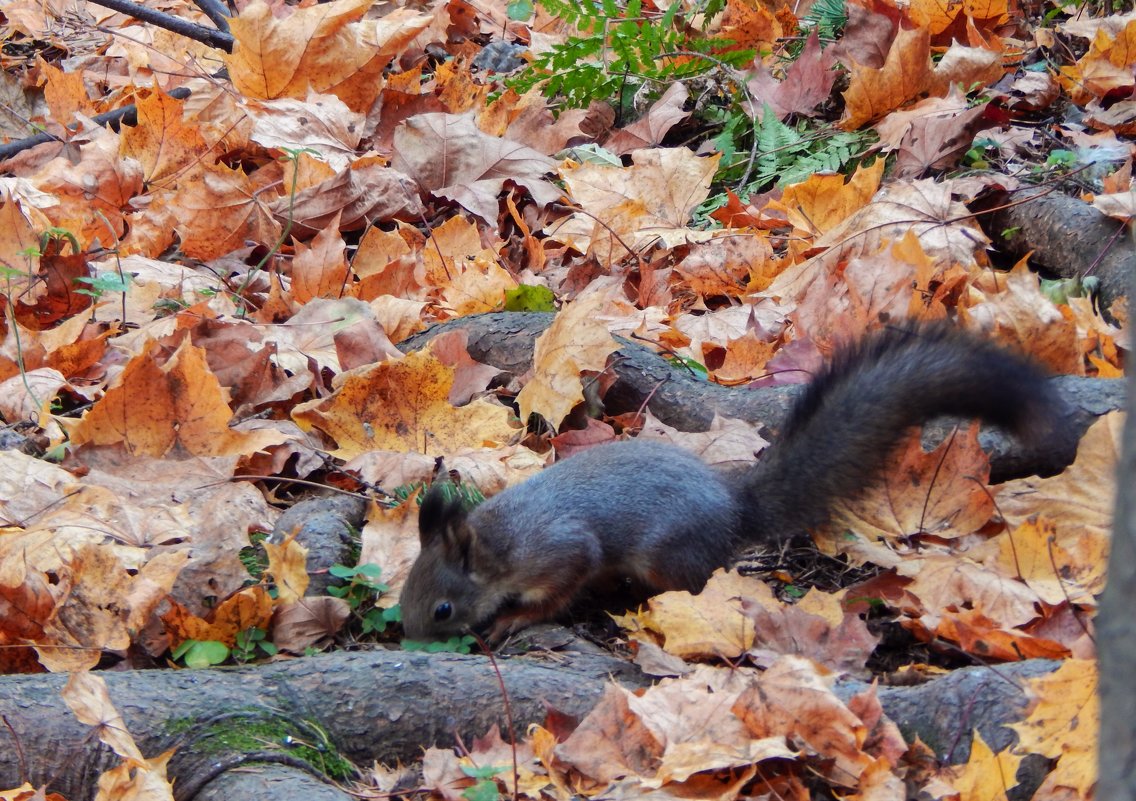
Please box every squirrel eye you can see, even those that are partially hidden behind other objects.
[433,601,453,622]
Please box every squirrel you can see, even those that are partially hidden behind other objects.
[400,324,1073,643]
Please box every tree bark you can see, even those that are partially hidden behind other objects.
[1097,225,1134,799]
[973,188,1132,322]
[0,645,1065,801]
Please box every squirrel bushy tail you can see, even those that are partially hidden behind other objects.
[738,324,1073,544]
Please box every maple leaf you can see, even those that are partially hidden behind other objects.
[605,83,692,155]
[167,161,282,261]
[391,111,559,223]
[225,0,431,113]
[842,23,933,129]
[819,425,994,554]
[162,586,274,649]
[292,348,517,459]
[744,31,838,120]
[62,671,145,761]
[119,88,209,187]
[550,148,719,258]
[263,536,310,604]
[515,293,618,429]
[271,597,351,654]
[940,732,1023,801]
[1010,660,1098,799]
[996,413,1119,579]
[271,161,425,239]
[67,339,288,458]
[359,494,420,602]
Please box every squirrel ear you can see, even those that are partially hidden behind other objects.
[418,480,467,547]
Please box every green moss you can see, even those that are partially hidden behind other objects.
[165,712,355,781]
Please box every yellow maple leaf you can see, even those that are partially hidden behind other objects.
[1010,659,1098,799]
[292,349,516,459]
[515,294,618,430]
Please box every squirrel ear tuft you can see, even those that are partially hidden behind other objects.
[419,480,467,547]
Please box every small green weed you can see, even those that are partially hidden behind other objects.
[327,563,402,634]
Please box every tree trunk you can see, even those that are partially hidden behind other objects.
[1097,226,1135,799]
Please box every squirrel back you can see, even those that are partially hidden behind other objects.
[401,324,1072,642]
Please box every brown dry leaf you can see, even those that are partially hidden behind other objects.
[36,543,145,672]
[167,161,282,261]
[743,31,837,120]
[353,224,426,301]
[674,234,774,299]
[880,90,993,178]
[819,425,993,554]
[635,669,791,788]
[391,111,559,223]
[263,536,310,604]
[39,59,98,124]
[439,256,517,316]
[92,749,176,801]
[360,494,420,602]
[0,572,58,674]
[369,296,430,344]
[771,158,886,239]
[435,56,491,114]
[0,183,50,286]
[898,554,1045,630]
[743,590,879,675]
[458,728,548,798]
[225,0,430,113]
[119,87,209,187]
[713,332,779,384]
[605,82,691,154]
[764,179,988,310]
[271,162,424,238]
[62,671,144,761]
[0,367,65,427]
[964,260,1083,374]
[420,745,477,801]
[271,596,350,653]
[31,131,143,250]
[270,297,402,376]
[346,444,548,505]
[1009,659,1098,799]
[422,215,487,285]
[1058,21,1136,103]
[515,293,618,429]
[733,656,874,787]
[248,92,362,172]
[554,684,665,785]
[292,348,516,459]
[927,42,1003,97]
[550,148,719,259]
[291,213,348,303]
[74,448,276,614]
[939,731,1023,801]
[555,667,793,793]
[162,585,274,648]
[125,550,192,634]
[934,607,1070,661]
[427,329,501,405]
[842,24,933,128]
[68,339,287,457]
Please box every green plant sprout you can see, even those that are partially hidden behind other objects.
[327,563,402,635]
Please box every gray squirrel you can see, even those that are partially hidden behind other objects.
[400,324,1073,643]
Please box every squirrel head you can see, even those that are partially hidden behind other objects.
[400,481,505,642]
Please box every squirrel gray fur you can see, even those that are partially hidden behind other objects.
[401,324,1072,642]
